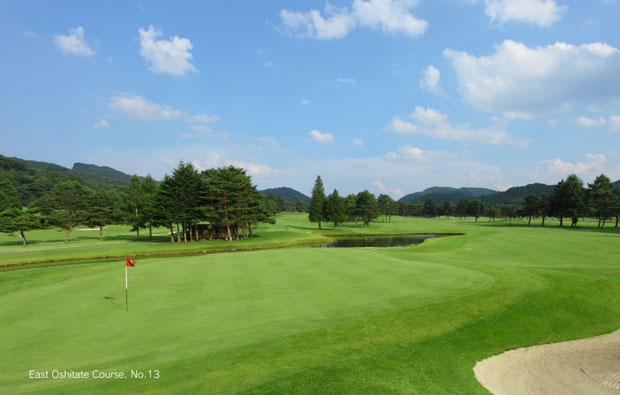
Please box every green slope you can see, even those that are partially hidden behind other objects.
[1,214,620,394]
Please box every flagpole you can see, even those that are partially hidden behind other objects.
[125,261,128,312]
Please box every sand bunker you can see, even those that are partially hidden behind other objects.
[474,329,620,394]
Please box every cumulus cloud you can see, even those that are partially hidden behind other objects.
[373,180,405,199]
[301,99,311,105]
[576,114,620,130]
[108,94,219,124]
[541,153,607,176]
[337,77,356,84]
[138,25,196,76]
[93,119,109,129]
[191,151,220,171]
[419,65,445,96]
[108,94,184,120]
[352,138,363,146]
[227,161,278,176]
[279,0,428,39]
[445,40,620,118]
[309,129,334,143]
[387,106,529,147]
[23,30,39,39]
[53,26,94,56]
[190,113,220,123]
[483,0,567,26]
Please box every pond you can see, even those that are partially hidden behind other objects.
[317,234,435,248]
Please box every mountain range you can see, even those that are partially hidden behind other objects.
[2,154,619,207]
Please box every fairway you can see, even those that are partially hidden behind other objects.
[2,215,620,393]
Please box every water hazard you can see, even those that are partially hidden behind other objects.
[318,234,435,248]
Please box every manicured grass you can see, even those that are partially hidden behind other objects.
[0,213,467,266]
[1,213,620,393]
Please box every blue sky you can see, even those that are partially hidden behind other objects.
[1,0,619,198]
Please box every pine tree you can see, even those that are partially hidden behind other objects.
[355,190,379,227]
[589,174,615,228]
[308,175,326,229]
[325,189,346,228]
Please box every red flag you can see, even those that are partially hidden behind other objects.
[126,257,136,267]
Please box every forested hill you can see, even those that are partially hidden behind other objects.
[480,183,555,205]
[72,163,134,185]
[399,187,497,204]
[261,187,310,203]
[0,154,135,207]
[399,183,556,206]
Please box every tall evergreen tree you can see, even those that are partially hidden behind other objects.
[325,189,346,228]
[0,207,42,245]
[456,198,470,218]
[589,174,615,228]
[377,194,394,221]
[85,191,113,240]
[355,190,379,227]
[308,175,326,229]
[442,201,455,218]
[467,200,485,221]
[551,174,586,227]
[522,194,541,225]
[44,180,93,242]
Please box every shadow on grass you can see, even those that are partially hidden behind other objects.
[104,296,122,309]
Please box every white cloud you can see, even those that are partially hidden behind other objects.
[541,153,607,176]
[184,125,230,140]
[301,99,311,105]
[483,0,567,26]
[352,0,428,36]
[191,151,220,171]
[352,138,363,146]
[108,94,219,124]
[138,25,196,76]
[576,114,620,130]
[190,113,220,123]
[279,0,428,39]
[227,161,278,176]
[445,40,620,118]
[387,106,529,147]
[53,26,94,57]
[108,94,183,120]
[419,65,445,96]
[279,4,356,39]
[93,119,109,129]
[373,180,405,199]
[23,30,39,39]
[577,116,607,127]
[309,129,334,143]
[337,77,356,84]
[162,157,176,167]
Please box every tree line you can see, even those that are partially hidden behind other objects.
[0,162,272,244]
[395,173,620,228]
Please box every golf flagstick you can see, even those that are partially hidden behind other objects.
[125,257,136,312]
[125,260,128,312]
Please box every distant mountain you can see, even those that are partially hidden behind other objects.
[481,183,554,205]
[614,179,620,188]
[0,154,136,207]
[399,186,497,204]
[72,162,134,185]
[261,187,310,203]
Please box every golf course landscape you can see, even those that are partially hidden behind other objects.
[2,213,620,394]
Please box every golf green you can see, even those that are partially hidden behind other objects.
[2,215,620,394]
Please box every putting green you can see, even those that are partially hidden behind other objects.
[0,246,491,393]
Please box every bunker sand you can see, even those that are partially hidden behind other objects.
[475,329,620,394]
